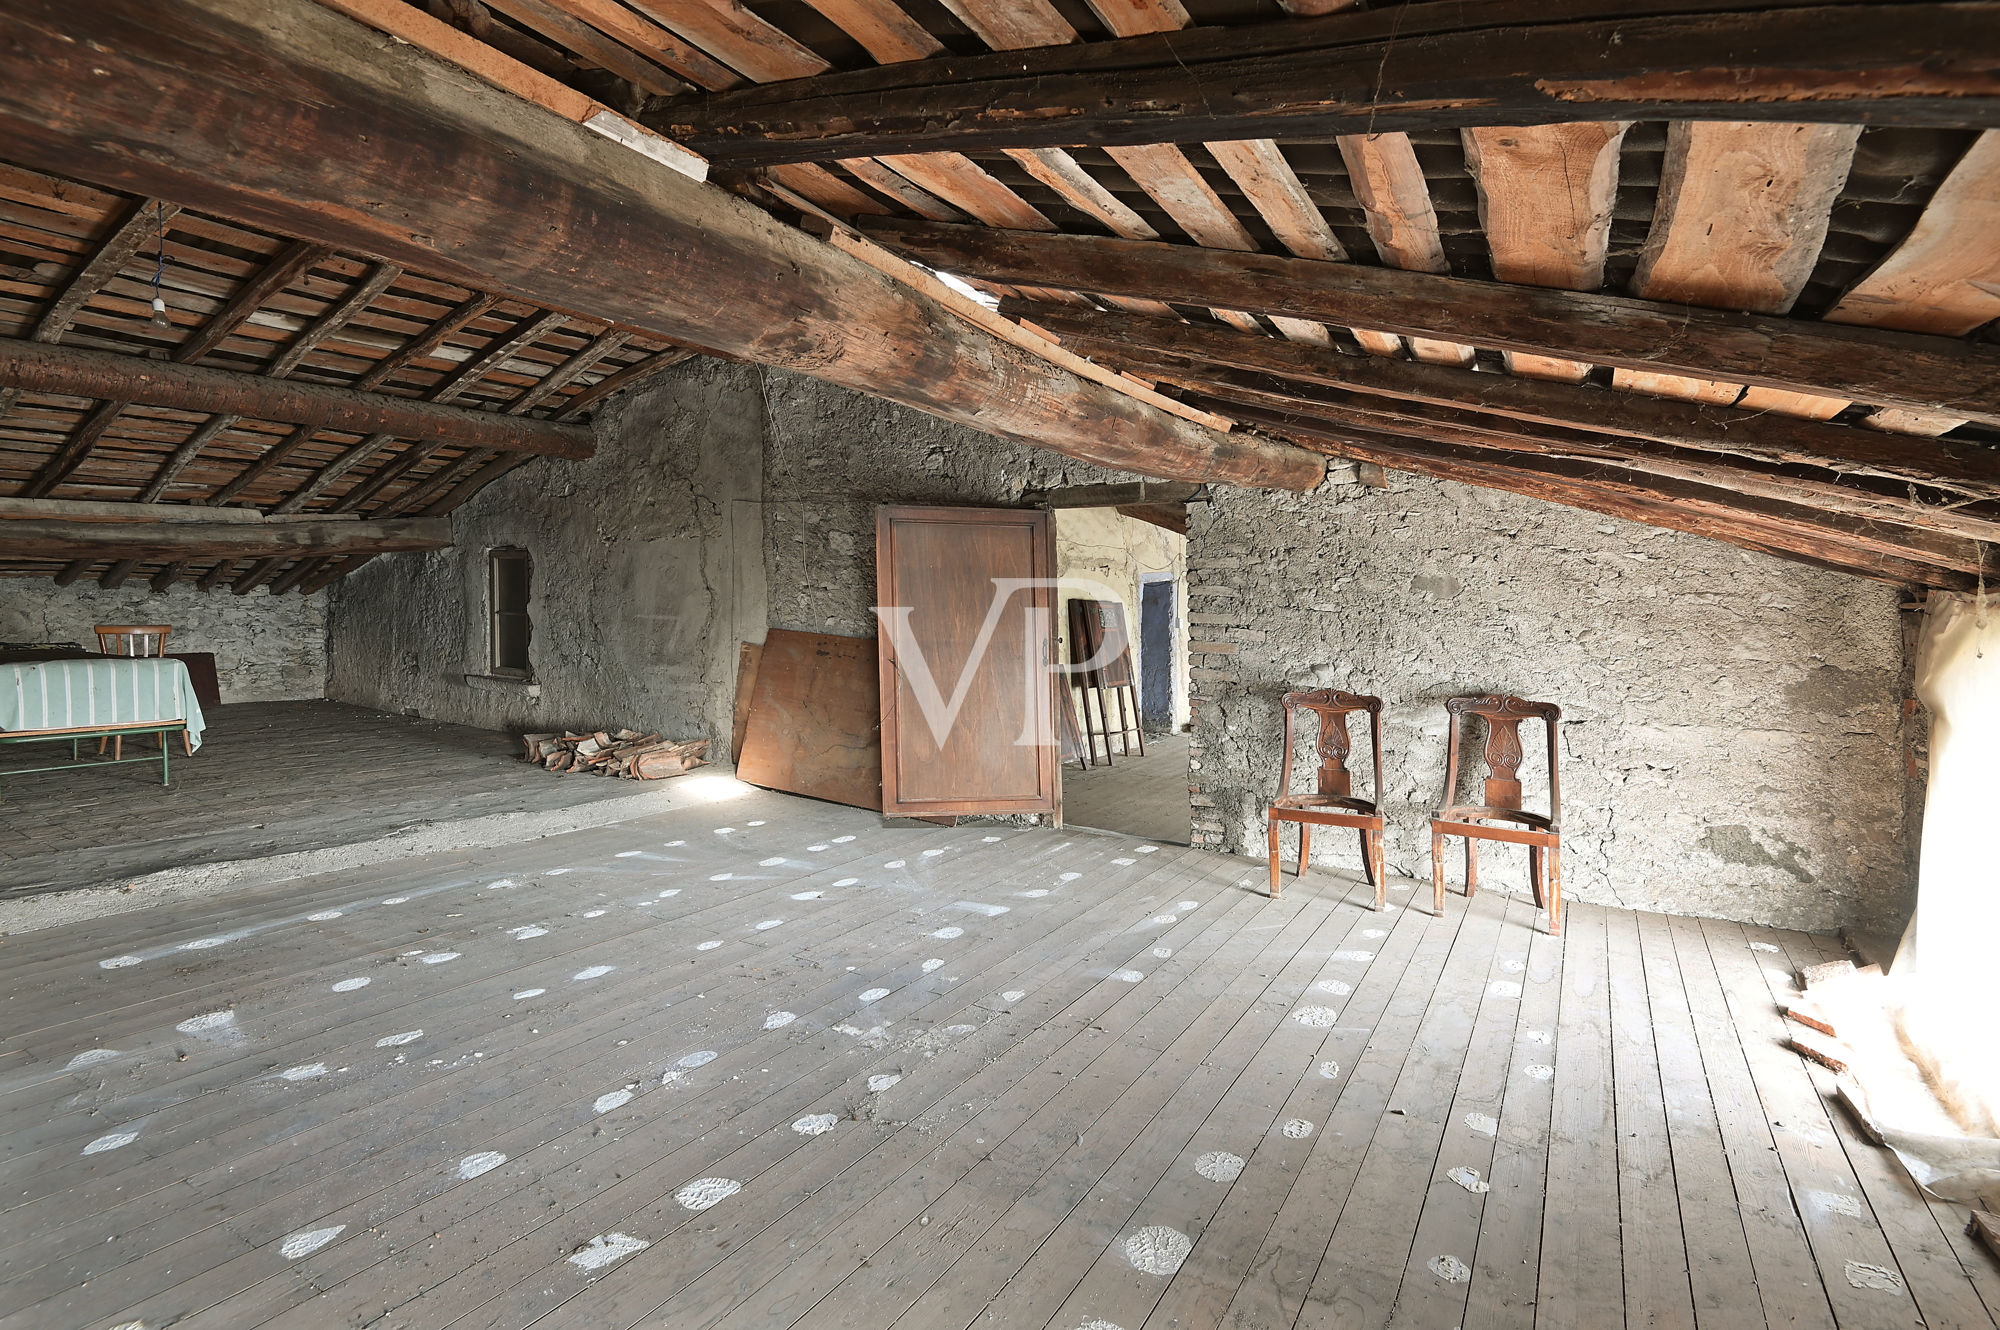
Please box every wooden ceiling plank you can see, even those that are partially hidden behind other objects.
[6,0,1315,492]
[230,555,286,594]
[425,451,535,516]
[1336,133,1475,366]
[840,158,969,222]
[866,220,2000,426]
[506,328,633,415]
[266,555,324,595]
[355,293,500,391]
[764,162,893,218]
[875,153,1054,231]
[208,422,318,506]
[266,260,402,380]
[997,148,1177,318]
[795,0,943,63]
[388,447,492,515]
[620,0,830,83]
[478,0,693,95]
[540,0,742,89]
[149,560,187,592]
[1006,302,2000,499]
[1616,120,1861,408]
[135,411,242,503]
[429,310,569,404]
[1081,0,1188,38]
[23,397,129,498]
[0,514,452,561]
[932,0,1076,51]
[300,553,375,594]
[1463,122,1629,384]
[553,347,699,419]
[331,440,448,515]
[656,2,2000,164]
[272,432,397,513]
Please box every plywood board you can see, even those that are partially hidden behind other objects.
[731,639,763,764]
[735,628,882,810]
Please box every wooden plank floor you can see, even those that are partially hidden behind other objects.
[0,701,643,899]
[1060,731,1193,845]
[1,787,1991,1329]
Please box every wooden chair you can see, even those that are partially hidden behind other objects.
[1267,689,1387,907]
[95,625,172,657]
[1430,694,1564,935]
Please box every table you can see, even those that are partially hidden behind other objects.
[0,648,221,708]
[0,658,207,795]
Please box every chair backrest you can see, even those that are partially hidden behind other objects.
[1279,688,1384,803]
[95,625,172,657]
[1441,694,1562,819]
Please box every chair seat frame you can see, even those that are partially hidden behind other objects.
[1267,689,1387,908]
[1430,694,1564,934]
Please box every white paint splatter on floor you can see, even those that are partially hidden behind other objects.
[98,955,142,969]
[1195,1151,1245,1182]
[1319,1060,1342,1080]
[487,879,518,889]
[544,869,572,877]
[1360,928,1386,939]
[1501,957,1526,973]
[953,901,1008,916]
[572,965,615,981]
[764,1011,798,1029]
[1749,941,1781,953]
[65,1048,121,1070]
[858,988,891,1002]
[1019,889,1049,898]
[508,926,550,940]
[981,835,1001,843]
[1447,1166,1491,1193]
[176,1010,234,1034]
[1152,947,1172,959]
[1125,1226,1192,1276]
[1059,872,1082,882]
[932,927,964,940]
[616,850,644,858]
[884,860,906,869]
[833,835,856,843]
[1139,845,1159,853]
[1428,1254,1470,1283]
[1331,950,1375,962]
[1845,1261,1904,1292]
[1522,1029,1552,1044]
[278,1064,327,1082]
[1282,1119,1314,1138]
[376,1030,423,1047]
[569,1231,649,1270]
[582,909,608,918]
[1111,969,1145,983]
[1466,1112,1498,1136]
[332,977,371,992]
[923,849,946,858]
[1112,857,1136,866]
[1291,1007,1339,1028]
[697,941,723,951]
[513,988,546,1000]
[754,920,784,931]
[593,1089,634,1114]
[307,910,344,921]
[748,820,766,827]
[420,952,460,964]
[664,840,686,847]
[1488,981,1522,998]
[1001,991,1026,1003]
[1177,901,1199,911]
[792,891,824,901]
[280,1225,345,1260]
[714,827,736,835]
[675,1177,742,1210]
[458,1151,507,1179]
[382,896,409,905]
[83,1130,138,1155]
[834,878,860,887]
[792,1114,838,1135]
[1315,980,1352,996]
[1150,916,1178,926]
[868,1074,901,1092]
[760,857,787,866]
[678,1050,718,1068]
[1524,1064,1555,1081]
[710,873,734,882]
[922,959,945,973]
[179,937,226,951]
[1812,1190,1866,1219]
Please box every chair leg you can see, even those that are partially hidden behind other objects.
[113,735,123,761]
[1431,832,1446,917]
[97,735,108,756]
[1546,844,1564,936]
[183,730,193,756]
[1464,838,1479,897]
[1268,819,1283,899]
[1298,823,1312,879]
[1356,829,1376,889]
[1368,831,1386,912]
[1528,845,1544,912]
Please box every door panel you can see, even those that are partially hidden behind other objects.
[876,505,1059,817]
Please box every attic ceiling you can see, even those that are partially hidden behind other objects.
[1,0,1998,594]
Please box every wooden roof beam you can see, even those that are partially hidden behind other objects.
[0,515,452,562]
[0,0,1316,491]
[656,1,2000,164]
[871,221,2000,428]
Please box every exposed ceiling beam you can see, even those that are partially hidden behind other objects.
[0,337,596,459]
[1002,304,2000,500]
[870,222,2000,428]
[655,1,2000,164]
[0,515,452,562]
[0,0,1323,492]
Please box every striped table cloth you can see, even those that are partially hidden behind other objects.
[0,657,207,750]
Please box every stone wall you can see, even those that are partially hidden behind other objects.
[1186,471,1916,934]
[0,581,327,702]
[325,357,764,747]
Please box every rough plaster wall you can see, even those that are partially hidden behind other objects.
[326,358,763,747]
[0,581,327,702]
[1187,472,1914,934]
[759,367,1143,638]
[1054,507,1190,732]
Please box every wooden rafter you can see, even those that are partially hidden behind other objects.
[869,220,2000,427]
[0,514,452,561]
[656,2,2000,164]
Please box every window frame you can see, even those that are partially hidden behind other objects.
[487,547,533,680]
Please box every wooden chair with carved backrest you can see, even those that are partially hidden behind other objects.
[1431,694,1564,935]
[1267,689,1387,908]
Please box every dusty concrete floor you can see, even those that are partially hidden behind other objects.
[0,701,647,901]
[1063,731,1192,845]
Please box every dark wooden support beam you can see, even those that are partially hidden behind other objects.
[196,559,240,591]
[300,554,375,594]
[1202,402,1986,589]
[52,559,93,587]
[2,515,452,562]
[552,347,695,419]
[864,222,2000,429]
[175,239,329,365]
[267,557,323,595]
[267,260,402,379]
[430,310,567,404]
[355,294,499,392]
[271,432,396,514]
[425,452,533,515]
[507,328,632,416]
[0,0,1319,491]
[333,441,447,515]
[26,399,131,498]
[1006,303,2000,501]
[231,556,286,594]
[657,1,2000,164]
[388,448,489,516]
[0,338,596,459]
[138,413,245,504]
[209,422,319,507]
[97,558,142,588]
[150,560,188,592]
[1021,480,1205,508]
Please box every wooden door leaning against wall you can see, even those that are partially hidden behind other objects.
[875,505,1061,820]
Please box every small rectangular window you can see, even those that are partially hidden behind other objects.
[489,549,532,677]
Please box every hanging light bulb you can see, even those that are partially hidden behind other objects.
[148,201,171,328]
[149,294,170,328]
